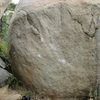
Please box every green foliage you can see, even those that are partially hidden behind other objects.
[0,3,16,38]
[0,16,8,39]
[0,3,16,57]
[7,76,20,88]
[5,3,16,11]
[6,75,32,96]
[0,38,8,57]
[89,86,100,100]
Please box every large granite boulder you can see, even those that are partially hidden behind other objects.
[9,0,100,99]
[0,0,11,18]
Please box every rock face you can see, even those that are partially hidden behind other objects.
[0,0,11,18]
[9,0,100,99]
[0,58,6,69]
[0,68,12,87]
[0,58,12,88]
[0,58,12,87]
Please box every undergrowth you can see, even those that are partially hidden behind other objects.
[6,76,32,96]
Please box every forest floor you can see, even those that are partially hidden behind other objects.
[0,85,22,100]
[0,85,35,100]
[0,86,94,100]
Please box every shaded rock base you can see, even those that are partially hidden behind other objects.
[31,94,88,100]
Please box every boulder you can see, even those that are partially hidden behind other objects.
[9,0,100,99]
[0,58,6,69]
[0,68,12,87]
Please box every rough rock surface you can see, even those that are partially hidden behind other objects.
[9,0,100,99]
[0,0,11,18]
[0,68,12,87]
[0,58,6,69]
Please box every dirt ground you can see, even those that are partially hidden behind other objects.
[0,86,94,100]
[0,86,22,100]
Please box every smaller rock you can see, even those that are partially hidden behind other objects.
[0,68,12,87]
[0,58,6,69]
